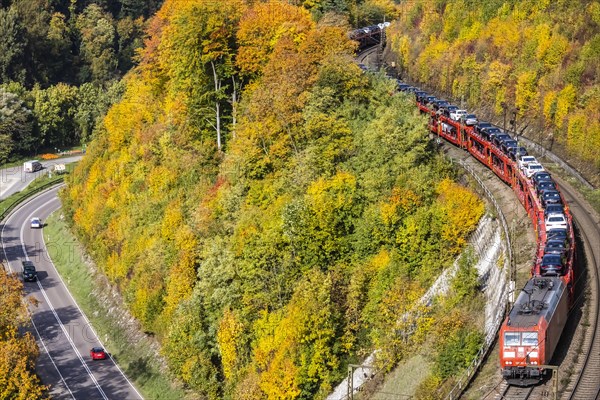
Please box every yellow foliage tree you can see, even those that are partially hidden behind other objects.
[436,178,485,252]
[515,71,539,116]
[246,270,338,399]
[0,269,46,399]
[217,308,244,380]
[554,84,576,129]
[162,226,198,320]
[236,1,314,78]
[543,90,557,125]
[370,278,428,367]
[485,16,521,59]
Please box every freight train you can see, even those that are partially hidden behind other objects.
[349,22,389,52]
[392,80,576,386]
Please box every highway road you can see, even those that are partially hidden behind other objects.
[1,186,143,399]
[0,156,83,200]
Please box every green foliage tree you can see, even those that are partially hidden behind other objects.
[32,83,79,148]
[11,0,53,84]
[47,12,74,82]
[76,4,118,83]
[158,0,244,149]
[0,88,34,159]
[0,7,27,84]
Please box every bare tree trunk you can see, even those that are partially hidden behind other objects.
[231,75,237,137]
[210,60,222,150]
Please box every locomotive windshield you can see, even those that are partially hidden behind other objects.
[504,331,538,346]
[522,332,538,346]
[504,332,520,346]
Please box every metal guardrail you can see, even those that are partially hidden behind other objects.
[0,178,65,222]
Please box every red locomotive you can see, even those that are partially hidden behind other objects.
[499,277,569,386]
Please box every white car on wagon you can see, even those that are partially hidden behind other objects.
[524,162,545,178]
[545,213,567,231]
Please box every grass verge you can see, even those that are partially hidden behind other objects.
[370,354,431,399]
[44,210,186,399]
[0,171,70,216]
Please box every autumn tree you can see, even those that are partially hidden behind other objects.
[236,1,314,78]
[0,268,46,399]
[386,0,600,173]
[158,0,245,149]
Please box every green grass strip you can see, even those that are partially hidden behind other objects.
[44,210,186,399]
[0,173,66,218]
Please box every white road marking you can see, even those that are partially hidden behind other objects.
[1,193,74,398]
[23,199,109,399]
[4,185,143,400]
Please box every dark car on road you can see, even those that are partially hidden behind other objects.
[22,261,37,282]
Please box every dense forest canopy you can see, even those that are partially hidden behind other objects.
[0,0,161,162]
[62,0,485,398]
[387,0,600,181]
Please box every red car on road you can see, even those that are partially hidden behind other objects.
[90,347,108,360]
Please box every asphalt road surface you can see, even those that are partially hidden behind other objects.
[0,156,82,200]
[1,186,143,399]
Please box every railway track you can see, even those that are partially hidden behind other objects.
[436,145,600,399]
[556,177,600,400]
[500,383,535,400]
[355,46,379,66]
[373,51,600,399]
[491,380,559,400]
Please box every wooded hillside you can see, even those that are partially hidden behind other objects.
[387,0,600,182]
[62,0,484,398]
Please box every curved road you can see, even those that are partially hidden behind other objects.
[1,186,142,399]
[0,156,83,200]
